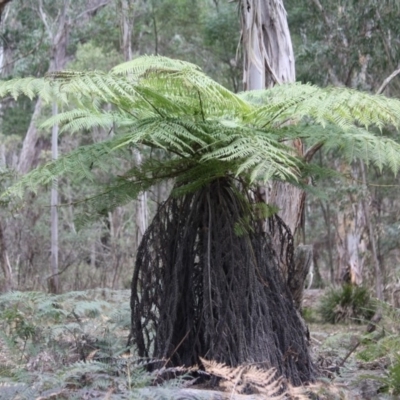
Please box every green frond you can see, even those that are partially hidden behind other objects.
[288,123,400,174]
[73,179,148,229]
[243,82,400,131]
[111,55,251,117]
[0,77,54,102]
[201,127,300,182]
[3,140,122,199]
[41,109,116,134]
[111,55,201,75]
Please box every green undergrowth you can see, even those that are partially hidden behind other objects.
[355,302,400,396]
[0,289,186,400]
[318,284,376,324]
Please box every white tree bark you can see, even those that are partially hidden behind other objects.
[0,221,12,291]
[241,0,295,90]
[38,0,69,292]
[336,200,365,285]
[0,0,12,22]
[17,99,43,174]
[121,0,148,245]
[241,0,303,236]
[50,102,59,293]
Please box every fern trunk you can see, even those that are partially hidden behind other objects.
[130,178,315,385]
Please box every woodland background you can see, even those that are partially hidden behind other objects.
[1,1,400,399]
[0,0,400,300]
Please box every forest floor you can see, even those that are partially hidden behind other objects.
[0,288,396,399]
[303,289,394,400]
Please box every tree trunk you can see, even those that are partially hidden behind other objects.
[120,0,148,246]
[129,1,315,386]
[241,0,304,236]
[334,165,366,287]
[241,0,295,90]
[360,161,383,300]
[0,221,12,291]
[49,102,59,293]
[241,0,307,292]
[40,0,69,293]
[17,98,43,174]
[0,0,12,22]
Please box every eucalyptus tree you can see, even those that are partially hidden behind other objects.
[240,0,301,237]
[239,0,312,304]
[286,0,400,289]
[2,56,400,383]
[120,0,148,247]
[0,0,113,293]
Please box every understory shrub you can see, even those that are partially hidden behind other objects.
[318,284,376,324]
[356,302,400,396]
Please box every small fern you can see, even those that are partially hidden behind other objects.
[0,290,150,398]
[355,302,400,395]
[318,284,376,324]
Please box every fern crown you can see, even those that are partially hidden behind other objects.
[2,55,400,216]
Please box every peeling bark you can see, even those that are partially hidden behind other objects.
[121,0,148,245]
[241,0,304,239]
[0,221,12,291]
[335,165,366,285]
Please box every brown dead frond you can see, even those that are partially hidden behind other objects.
[201,358,287,399]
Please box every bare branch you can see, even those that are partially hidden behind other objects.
[37,0,52,40]
[74,0,111,22]
[376,66,400,95]
[309,0,330,26]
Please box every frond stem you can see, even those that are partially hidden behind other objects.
[197,90,206,122]
[140,140,189,159]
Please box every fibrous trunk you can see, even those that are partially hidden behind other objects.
[130,178,315,385]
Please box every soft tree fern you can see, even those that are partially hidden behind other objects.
[2,56,400,385]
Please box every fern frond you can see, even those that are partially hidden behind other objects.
[201,127,300,182]
[200,358,285,399]
[41,109,116,134]
[243,82,400,131]
[0,77,51,101]
[111,55,201,75]
[112,55,251,116]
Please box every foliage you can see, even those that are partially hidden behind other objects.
[0,289,190,399]
[2,56,400,224]
[318,284,376,324]
[355,302,400,395]
[302,306,318,324]
[285,0,400,289]
[287,0,400,92]
[0,289,330,399]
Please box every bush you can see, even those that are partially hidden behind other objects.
[318,284,376,324]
